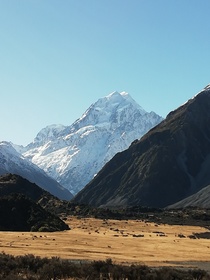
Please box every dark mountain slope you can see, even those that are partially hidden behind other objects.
[0,173,61,208]
[0,173,49,200]
[74,85,210,208]
[0,174,69,231]
[0,194,69,231]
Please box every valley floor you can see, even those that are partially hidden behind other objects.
[0,216,210,271]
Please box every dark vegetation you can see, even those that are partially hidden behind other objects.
[49,202,210,229]
[0,194,69,231]
[0,174,69,232]
[0,253,209,280]
[0,173,61,207]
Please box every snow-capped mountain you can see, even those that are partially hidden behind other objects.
[20,91,163,195]
[0,141,73,200]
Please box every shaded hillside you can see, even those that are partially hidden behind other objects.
[0,173,50,200]
[0,194,69,231]
[0,173,62,210]
[74,85,210,208]
[0,174,69,231]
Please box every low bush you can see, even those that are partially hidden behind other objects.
[0,253,209,280]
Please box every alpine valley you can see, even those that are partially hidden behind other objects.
[16,91,163,195]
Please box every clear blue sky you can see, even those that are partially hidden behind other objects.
[1,0,210,145]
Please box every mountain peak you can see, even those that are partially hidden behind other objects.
[20,91,163,195]
[34,124,66,144]
[97,91,125,105]
[0,141,21,158]
[107,90,120,97]
[90,91,146,120]
[106,91,129,100]
[75,91,134,127]
[204,84,210,90]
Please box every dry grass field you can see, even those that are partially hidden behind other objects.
[0,216,210,271]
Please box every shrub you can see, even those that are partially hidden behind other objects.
[0,253,209,279]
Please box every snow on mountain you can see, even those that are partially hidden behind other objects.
[0,141,73,200]
[20,91,163,195]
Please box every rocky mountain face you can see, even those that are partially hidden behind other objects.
[73,85,210,208]
[0,141,73,200]
[20,91,163,195]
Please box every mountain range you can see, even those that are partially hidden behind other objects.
[18,91,163,195]
[73,85,210,208]
[0,141,73,200]
[3,86,210,209]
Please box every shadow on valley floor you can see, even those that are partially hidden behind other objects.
[49,201,210,229]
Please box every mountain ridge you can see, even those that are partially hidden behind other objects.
[0,141,73,200]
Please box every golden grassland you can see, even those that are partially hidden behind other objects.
[0,216,210,270]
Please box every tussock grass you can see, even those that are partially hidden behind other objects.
[0,216,210,270]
